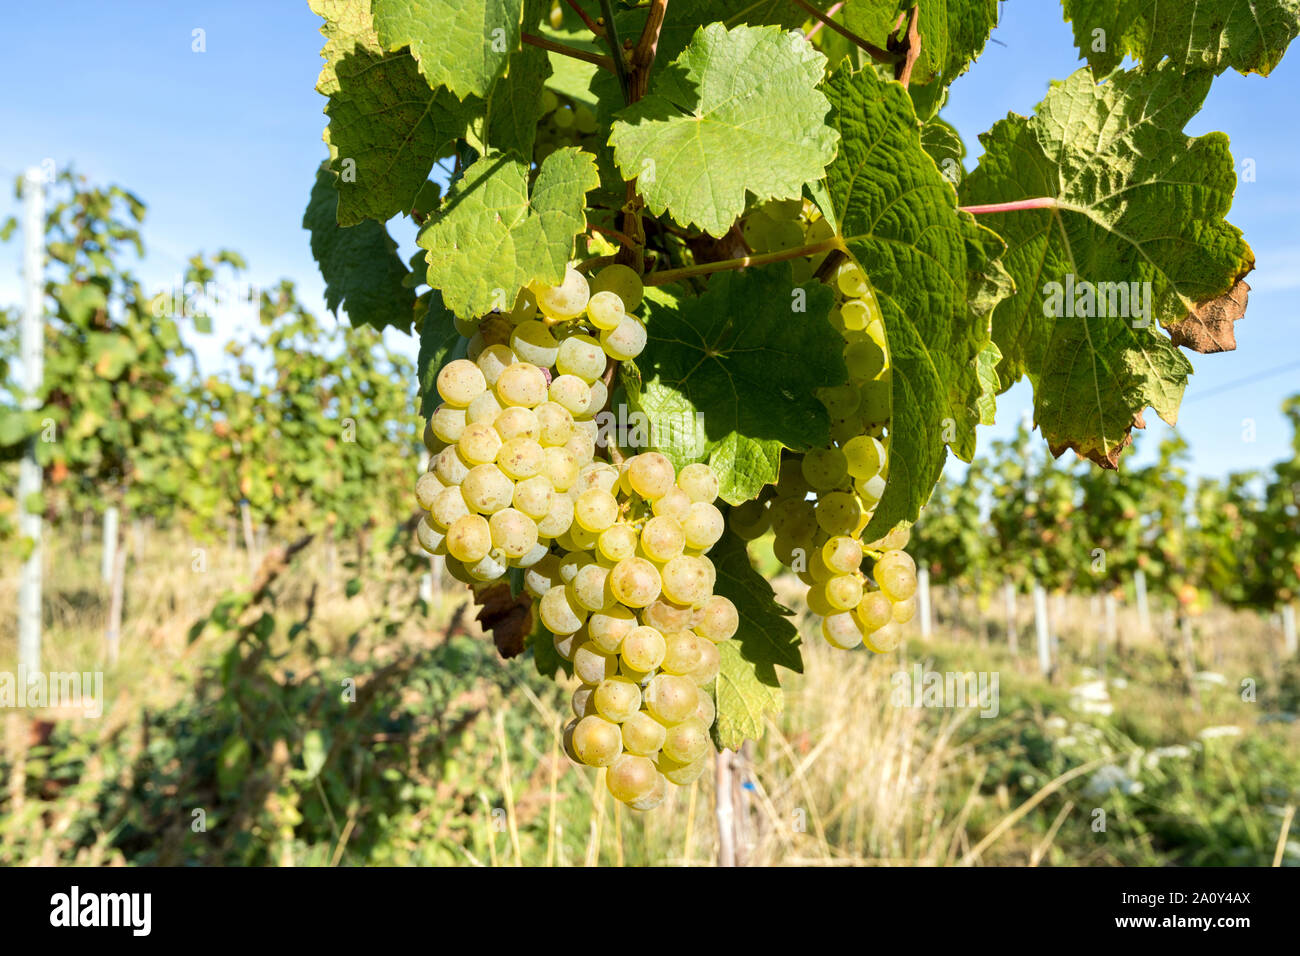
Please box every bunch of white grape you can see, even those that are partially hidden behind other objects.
[728,258,920,652]
[530,451,737,809]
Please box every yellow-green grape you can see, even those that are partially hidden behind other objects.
[590,263,644,311]
[728,498,770,540]
[802,447,849,490]
[476,344,517,386]
[553,103,575,129]
[825,573,864,611]
[535,402,572,446]
[541,584,588,635]
[512,475,553,519]
[588,604,636,653]
[644,673,698,724]
[687,637,720,684]
[574,461,620,495]
[855,590,894,631]
[682,502,724,550]
[433,447,472,486]
[693,595,738,642]
[806,583,836,617]
[593,677,642,723]
[805,215,835,243]
[572,684,597,719]
[549,374,592,417]
[875,549,918,600]
[584,379,608,417]
[493,406,539,443]
[815,492,861,536]
[414,471,444,510]
[606,753,658,803]
[769,496,817,541]
[628,772,668,811]
[567,522,600,551]
[431,404,467,444]
[651,487,692,523]
[461,464,514,514]
[740,213,776,251]
[446,514,491,563]
[554,627,585,660]
[488,508,538,559]
[465,333,486,362]
[541,446,580,492]
[572,714,621,767]
[840,298,872,332]
[422,421,442,455]
[570,563,611,612]
[642,598,698,633]
[621,711,666,756]
[436,358,487,407]
[863,618,903,654]
[496,362,549,407]
[676,463,719,503]
[534,265,590,320]
[844,435,886,480]
[598,523,639,562]
[693,687,716,726]
[573,642,617,683]
[845,338,885,382]
[660,555,711,606]
[561,717,580,762]
[416,516,446,555]
[621,625,667,672]
[507,286,538,324]
[657,753,708,785]
[660,630,704,675]
[466,389,504,426]
[776,458,812,498]
[641,515,686,562]
[524,554,559,598]
[574,488,618,533]
[536,491,576,538]
[453,313,480,338]
[585,289,626,331]
[860,378,890,423]
[610,556,662,608]
[574,104,598,134]
[822,611,864,650]
[835,260,869,298]
[661,717,710,764]
[458,422,502,465]
[891,594,917,624]
[599,316,647,361]
[856,473,887,506]
[808,545,837,585]
[627,452,675,500]
[564,427,597,464]
[822,535,863,575]
[515,541,549,569]
[817,384,860,418]
[557,550,594,584]
[556,333,606,383]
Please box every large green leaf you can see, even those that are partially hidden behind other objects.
[372,0,525,100]
[303,164,418,334]
[960,65,1254,467]
[710,532,800,750]
[608,24,838,237]
[311,0,470,225]
[624,265,844,505]
[1062,0,1300,77]
[824,66,1004,539]
[418,147,599,318]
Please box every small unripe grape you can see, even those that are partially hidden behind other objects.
[845,337,886,382]
[588,604,636,653]
[606,753,657,802]
[541,584,588,635]
[436,359,486,406]
[446,514,491,563]
[593,677,642,723]
[620,711,666,756]
[496,362,548,407]
[644,674,698,724]
[694,595,738,642]
[571,715,621,767]
[621,625,667,672]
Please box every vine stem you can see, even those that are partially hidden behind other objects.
[564,0,604,37]
[644,236,843,286]
[959,197,1059,215]
[805,1,844,39]
[598,0,632,101]
[521,32,614,71]
[790,0,898,63]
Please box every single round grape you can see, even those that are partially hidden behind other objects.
[822,535,864,575]
[557,550,594,584]
[840,297,872,332]
[583,379,608,418]
[802,447,849,490]
[621,625,667,672]
[507,286,538,324]
[822,611,864,649]
[682,502,724,550]
[446,514,492,563]
[572,684,597,718]
[651,487,692,523]
[620,711,666,756]
[590,263,644,312]
[541,446,580,492]
[610,556,662,608]
[414,471,445,510]
[607,753,658,803]
[835,260,869,298]
[552,103,575,128]
[534,265,590,320]
[588,604,636,653]
[876,548,917,575]
[573,641,618,684]
[855,590,894,631]
[877,563,917,602]
[586,289,626,331]
[693,594,738,642]
[534,402,573,447]
[856,473,888,506]
[436,359,486,407]
[660,630,704,675]
[416,515,446,555]
[825,573,864,611]
[657,753,708,786]
[845,338,886,383]
[458,422,502,465]
[567,521,600,551]
[431,404,467,444]
[693,687,716,726]
[509,321,560,368]
[728,499,770,540]
[443,556,474,585]
[660,555,711,606]
[642,598,698,633]
[496,362,549,408]
[863,618,903,654]
[641,515,686,562]
[466,389,504,426]
[428,486,468,530]
[593,677,642,723]
[488,508,538,559]
[573,461,620,496]
[808,544,837,585]
[688,638,720,684]
[564,428,597,465]
[571,714,621,767]
[536,492,576,538]
[818,384,860,418]
[628,773,668,811]
[466,550,509,581]
[433,446,472,486]
[496,436,544,480]
[644,673,698,724]
[476,344,517,386]
[661,716,710,764]
[556,333,606,383]
[549,373,592,416]
[627,452,675,501]
[574,488,618,533]
[891,594,917,624]
[453,313,480,338]
[494,405,539,442]
[423,421,443,455]
[598,523,639,562]
[816,491,861,536]
[461,464,514,514]
[512,475,553,519]
[843,435,886,480]
[541,584,588,635]
[600,316,647,361]
[571,563,612,612]
[466,333,486,362]
[676,463,720,503]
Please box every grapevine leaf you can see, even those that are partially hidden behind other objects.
[484,15,551,158]
[371,0,524,100]
[959,65,1254,467]
[920,115,967,186]
[304,165,417,334]
[311,0,471,225]
[418,148,599,318]
[715,642,783,750]
[608,24,839,237]
[824,66,1003,538]
[625,266,844,505]
[1062,0,1300,77]
[416,291,461,418]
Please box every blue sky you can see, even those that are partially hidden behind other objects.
[1,1,1297,480]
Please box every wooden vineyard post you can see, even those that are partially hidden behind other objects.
[1283,604,1297,658]
[1033,583,1052,678]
